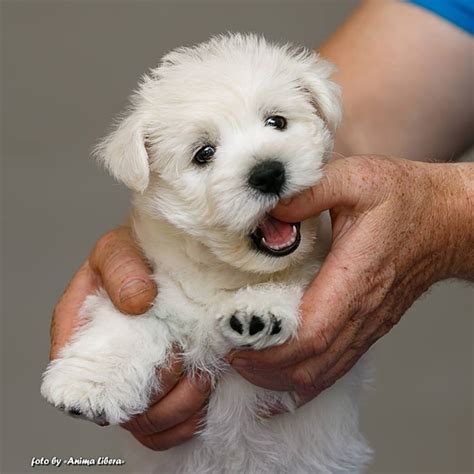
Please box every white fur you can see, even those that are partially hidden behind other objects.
[41,34,371,473]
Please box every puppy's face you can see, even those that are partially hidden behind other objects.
[97,35,340,273]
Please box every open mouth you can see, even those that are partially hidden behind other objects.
[250,215,301,257]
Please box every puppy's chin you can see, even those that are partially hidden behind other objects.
[207,218,318,274]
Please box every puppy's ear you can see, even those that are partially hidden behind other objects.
[94,111,150,193]
[301,53,342,134]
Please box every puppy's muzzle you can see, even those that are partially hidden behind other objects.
[248,160,285,195]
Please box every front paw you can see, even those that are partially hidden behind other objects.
[218,310,292,350]
[41,357,153,425]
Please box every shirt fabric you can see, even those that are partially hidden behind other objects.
[408,0,473,35]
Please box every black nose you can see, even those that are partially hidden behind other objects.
[248,160,286,195]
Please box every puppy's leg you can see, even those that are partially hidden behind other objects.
[41,292,172,425]
[217,284,303,350]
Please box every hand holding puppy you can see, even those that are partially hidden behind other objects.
[49,226,209,448]
[229,155,473,406]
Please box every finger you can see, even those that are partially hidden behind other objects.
[50,260,99,360]
[271,157,362,223]
[259,401,289,419]
[90,226,157,315]
[148,352,184,405]
[122,373,211,436]
[131,412,203,451]
[293,309,399,408]
[229,251,362,371]
[232,311,364,391]
[293,350,362,408]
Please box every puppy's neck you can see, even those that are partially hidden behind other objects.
[131,211,271,291]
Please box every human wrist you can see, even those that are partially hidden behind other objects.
[429,163,474,281]
[445,164,474,279]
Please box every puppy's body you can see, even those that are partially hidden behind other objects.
[41,35,372,473]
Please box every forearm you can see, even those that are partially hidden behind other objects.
[319,0,474,161]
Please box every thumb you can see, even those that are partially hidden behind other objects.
[271,157,362,223]
[90,226,157,315]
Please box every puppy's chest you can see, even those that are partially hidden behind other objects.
[153,260,262,309]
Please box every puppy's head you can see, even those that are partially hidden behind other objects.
[96,34,341,273]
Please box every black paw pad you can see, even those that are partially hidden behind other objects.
[68,407,83,417]
[249,316,265,335]
[230,314,243,334]
[270,318,282,335]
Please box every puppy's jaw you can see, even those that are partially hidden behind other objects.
[250,218,301,257]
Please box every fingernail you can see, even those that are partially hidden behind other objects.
[119,279,150,303]
[225,350,238,364]
[265,402,288,418]
[193,374,211,393]
[280,197,293,206]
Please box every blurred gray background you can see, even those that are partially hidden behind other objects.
[2,1,472,473]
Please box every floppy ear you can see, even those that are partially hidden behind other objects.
[94,111,150,193]
[301,53,342,135]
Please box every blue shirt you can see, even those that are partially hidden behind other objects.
[408,0,473,34]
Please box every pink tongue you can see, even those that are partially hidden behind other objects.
[259,215,294,247]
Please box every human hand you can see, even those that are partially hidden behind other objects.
[50,225,210,449]
[228,155,472,408]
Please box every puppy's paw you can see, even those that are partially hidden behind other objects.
[218,310,291,350]
[41,357,153,425]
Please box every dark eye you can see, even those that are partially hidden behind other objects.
[265,115,287,130]
[193,145,215,165]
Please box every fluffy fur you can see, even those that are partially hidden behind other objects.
[41,34,371,473]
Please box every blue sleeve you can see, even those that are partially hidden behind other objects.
[407,0,473,35]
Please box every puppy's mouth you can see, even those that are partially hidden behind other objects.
[250,215,301,257]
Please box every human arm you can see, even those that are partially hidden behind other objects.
[320,0,473,161]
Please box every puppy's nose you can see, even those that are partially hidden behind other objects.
[248,160,286,195]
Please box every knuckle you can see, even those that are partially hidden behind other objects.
[308,184,321,208]
[310,327,331,354]
[92,228,140,276]
[291,367,319,394]
[349,338,366,352]
[141,410,164,434]
[127,411,159,436]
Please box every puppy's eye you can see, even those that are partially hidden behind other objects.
[193,145,215,165]
[265,115,287,130]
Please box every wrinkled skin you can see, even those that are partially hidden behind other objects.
[228,155,473,407]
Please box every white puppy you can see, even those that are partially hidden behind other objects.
[41,34,371,473]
